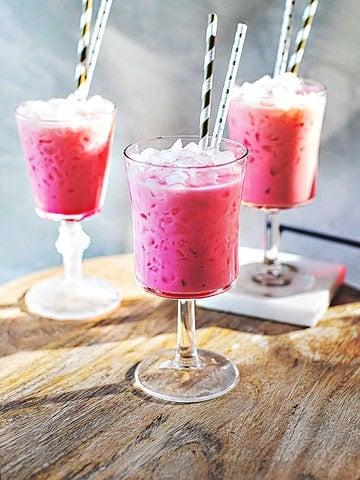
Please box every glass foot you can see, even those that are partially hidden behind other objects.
[135,349,239,403]
[252,262,297,286]
[25,275,121,320]
[236,262,315,297]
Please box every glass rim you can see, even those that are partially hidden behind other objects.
[14,98,117,124]
[123,134,248,169]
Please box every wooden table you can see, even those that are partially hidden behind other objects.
[0,254,359,480]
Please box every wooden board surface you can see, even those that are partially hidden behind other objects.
[0,255,359,480]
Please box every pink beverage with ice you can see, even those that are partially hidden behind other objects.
[124,137,247,299]
[15,95,116,220]
[228,73,326,209]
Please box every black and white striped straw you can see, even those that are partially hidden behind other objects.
[199,13,218,149]
[83,0,113,98]
[287,0,319,74]
[75,0,93,99]
[211,23,247,148]
[273,0,296,76]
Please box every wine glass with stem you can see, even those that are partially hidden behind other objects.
[123,135,248,402]
[228,77,326,296]
[15,96,121,320]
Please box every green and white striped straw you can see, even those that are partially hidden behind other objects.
[75,0,93,100]
[211,23,247,148]
[273,0,296,76]
[287,0,319,74]
[199,13,218,149]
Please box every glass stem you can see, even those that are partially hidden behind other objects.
[263,209,281,267]
[174,299,203,369]
[55,221,90,285]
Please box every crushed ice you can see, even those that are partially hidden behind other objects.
[17,94,114,122]
[232,72,322,109]
[134,140,236,167]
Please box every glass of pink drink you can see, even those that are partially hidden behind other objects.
[15,95,120,320]
[228,73,326,296]
[124,135,247,402]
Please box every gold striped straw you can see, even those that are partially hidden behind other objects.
[83,0,113,98]
[211,23,248,148]
[199,13,218,149]
[287,0,319,74]
[273,0,296,76]
[75,0,93,100]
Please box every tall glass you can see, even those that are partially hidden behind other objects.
[124,135,247,402]
[15,96,121,320]
[228,76,326,296]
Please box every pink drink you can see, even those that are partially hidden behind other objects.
[124,137,247,299]
[228,74,326,209]
[15,96,116,220]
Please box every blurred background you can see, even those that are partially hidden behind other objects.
[1,0,359,287]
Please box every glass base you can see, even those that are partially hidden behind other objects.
[236,262,315,297]
[253,262,297,287]
[134,349,239,403]
[25,275,121,320]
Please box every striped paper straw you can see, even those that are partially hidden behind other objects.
[199,13,218,149]
[83,0,113,98]
[287,0,319,74]
[211,23,247,148]
[273,0,296,76]
[75,0,93,99]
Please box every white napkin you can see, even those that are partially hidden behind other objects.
[197,247,346,327]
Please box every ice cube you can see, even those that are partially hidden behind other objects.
[184,141,200,152]
[166,170,189,186]
[211,149,235,165]
[140,147,160,164]
[170,138,183,152]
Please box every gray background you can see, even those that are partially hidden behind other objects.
[1,0,359,287]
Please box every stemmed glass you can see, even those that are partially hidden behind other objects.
[15,96,121,320]
[124,135,248,402]
[228,77,326,296]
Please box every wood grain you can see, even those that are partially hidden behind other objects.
[0,255,359,480]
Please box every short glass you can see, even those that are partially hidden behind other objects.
[124,135,248,402]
